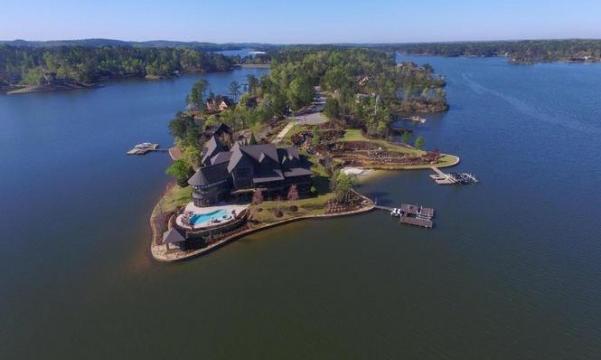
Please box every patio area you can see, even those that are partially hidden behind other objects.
[176,202,249,230]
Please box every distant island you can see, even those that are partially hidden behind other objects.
[394,39,601,64]
[152,48,458,261]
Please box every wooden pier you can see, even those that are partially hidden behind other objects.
[374,203,435,229]
[400,216,433,228]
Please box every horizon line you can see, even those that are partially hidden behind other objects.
[3,37,601,47]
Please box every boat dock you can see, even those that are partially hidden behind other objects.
[127,143,160,155]
[400,216,433,228]
[430,167,478,185]
[374,203,435,229]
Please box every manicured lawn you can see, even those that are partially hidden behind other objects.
[341,129,366,142]
[342,128,419,154]
[250,193,334,224]
[156,185,192,214]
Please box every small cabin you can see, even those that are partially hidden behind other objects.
[206,96,233,113]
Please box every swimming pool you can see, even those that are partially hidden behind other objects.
[189,209,230,226]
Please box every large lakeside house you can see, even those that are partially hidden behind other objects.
[188,130,313,207]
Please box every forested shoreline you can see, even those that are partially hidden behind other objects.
[394,39,601,64]
[0,46,235,93]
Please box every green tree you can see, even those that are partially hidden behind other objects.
[168,112,199,146]
[414,136,425,150]
[287,76,314,110]
[246,74,259,95]
[180,144,201,168]
[331,171,356,203]
[324,98,340,119]
[401,131,412,144]
[229,80,241,102]
[187,79,208,111]
[166,160,193,187]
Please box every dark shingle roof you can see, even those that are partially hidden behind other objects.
[241,144,279,163]
[211,151,232,165]
[214,123,232,135]
[227,143,244,173]
[253,169,284,183]
[202,135,226,165]
[188,162,229,187]
[283,167,313,177]
[163,228,186,244]
[195,143,312,187]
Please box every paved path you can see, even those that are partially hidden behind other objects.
[272,121,296,144]
[293,112,329,125]
[273,88,330,144]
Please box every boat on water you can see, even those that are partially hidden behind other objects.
[408,116,427,124]
[127,142,159,155]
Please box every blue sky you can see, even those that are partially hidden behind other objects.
[2,0,600,43]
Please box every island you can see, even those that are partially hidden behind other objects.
[150,48,460,262]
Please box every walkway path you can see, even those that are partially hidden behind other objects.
[273,87,330,144]
[272,121,296,144]
[431,166,447,177]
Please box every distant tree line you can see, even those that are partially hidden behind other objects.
[0,45,235,85]
[395,39,601,64]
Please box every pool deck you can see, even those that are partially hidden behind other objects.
[176,203,249,230]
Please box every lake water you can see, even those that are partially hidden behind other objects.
[2,57,601,359]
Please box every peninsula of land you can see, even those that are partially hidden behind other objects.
[0,45,236,94]
[150,48,459,262]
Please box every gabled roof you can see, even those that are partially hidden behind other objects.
[210,151,232,165]
[227,143,244,173]
[227,143,280,173]
[163,228,186,244]
[191,142,312,188]
[241,144,279,163]
[188,162,229,187]
[206,96,233,106]
[214,123,232,135]
[202,135,226,164]
[277,147,300,163]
